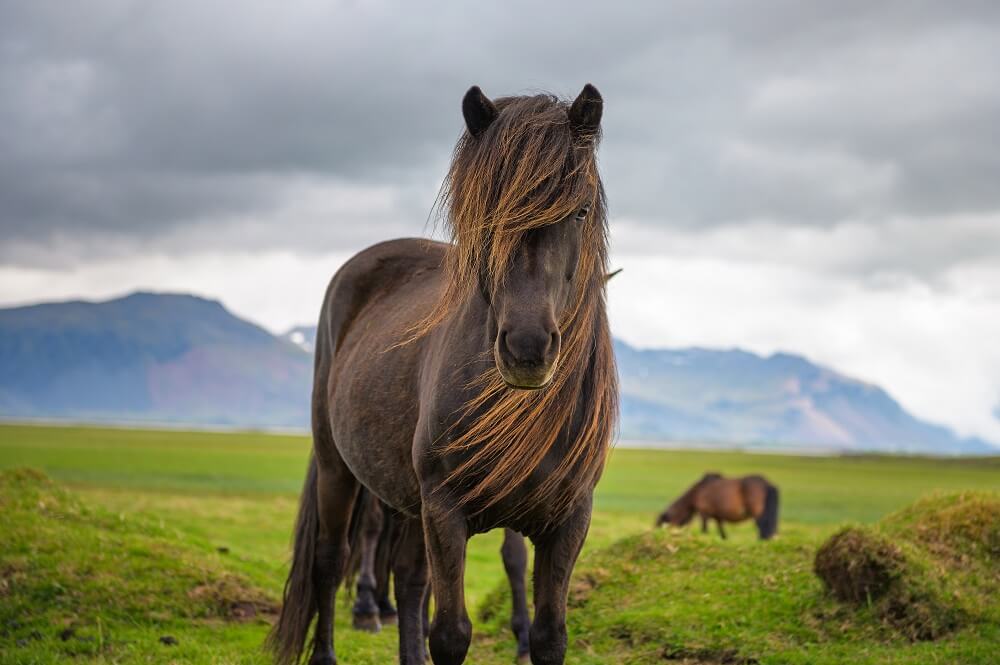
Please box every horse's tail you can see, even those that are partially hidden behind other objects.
[756,482,780,540]
[267,455,321,665]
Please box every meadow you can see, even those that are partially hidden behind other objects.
[1,423,998,664]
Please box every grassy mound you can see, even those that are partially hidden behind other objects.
[880,491,1000,561]
[814,492,999,642]
[476,494,1000,664]
[0,469,277,663]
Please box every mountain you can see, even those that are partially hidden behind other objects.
[1,293,994,454]
[614,340,995,454]
[0,292,311,427]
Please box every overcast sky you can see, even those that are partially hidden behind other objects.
[2,1,999,444]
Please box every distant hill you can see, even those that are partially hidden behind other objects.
[0,293,311,427]
[614,341,995,454]
[1,293,994,453]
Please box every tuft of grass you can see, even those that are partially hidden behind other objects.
[814,528,906,604]
[814,491,999,642]
[814,528,962,641]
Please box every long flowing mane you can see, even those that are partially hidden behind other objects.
[423,93,619,522]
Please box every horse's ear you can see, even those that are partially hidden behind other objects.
[568,83,603,137]
[462,85,499,138]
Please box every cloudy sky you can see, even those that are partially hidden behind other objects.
[2,1,999,444]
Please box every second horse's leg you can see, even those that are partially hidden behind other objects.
[374,503,399,625]
[351,492,384,632]
[716,520,727,540]
[501,529,531,664]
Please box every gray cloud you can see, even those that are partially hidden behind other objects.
[2,1,1000,276]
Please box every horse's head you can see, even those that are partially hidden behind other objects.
[488,205,587,389]
[656,500,696,528]
[455,84,605,389]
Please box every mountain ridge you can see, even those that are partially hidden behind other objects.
[0,292,994,454]
[0,292,311,427]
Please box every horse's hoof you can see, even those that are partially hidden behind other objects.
[379,611,398,626]
[307,651,336,665]
[352,613,381,633]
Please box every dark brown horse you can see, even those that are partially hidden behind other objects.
[347,492,531,662]
[656,473,779,540]
[346,265,623,654]
[268,84,617,665]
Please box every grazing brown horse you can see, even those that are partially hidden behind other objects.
[268,84,617,665]
[347,491,531,662]
[656,473,779,540]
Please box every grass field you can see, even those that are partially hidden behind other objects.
[1,423,998,664]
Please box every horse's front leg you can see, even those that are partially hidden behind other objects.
[423,500,472,665]
[529,498,592,665]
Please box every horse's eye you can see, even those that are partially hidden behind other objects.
[575,205,590,221]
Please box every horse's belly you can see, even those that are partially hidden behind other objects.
[698,492,749,523]
[327,307,430,517]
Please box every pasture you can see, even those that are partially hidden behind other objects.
[1,423,998,664]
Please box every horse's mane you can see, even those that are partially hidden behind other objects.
[421,93,618,523]
[669,473,724,513]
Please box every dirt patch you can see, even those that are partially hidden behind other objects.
[660,646,759,664]
[188,574,278,621]
[568,566,611,608]
[607,623,759,664]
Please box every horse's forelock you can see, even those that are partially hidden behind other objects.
[444,93,605,294]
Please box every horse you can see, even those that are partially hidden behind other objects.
[267,83,617,665]
[344,264,625,659]
[656,473,780,540]
[347,491,531,662]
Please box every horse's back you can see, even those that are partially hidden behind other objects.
[695,478,747,521]
[317,238,447,351]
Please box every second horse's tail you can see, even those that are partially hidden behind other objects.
[755,484,780,540]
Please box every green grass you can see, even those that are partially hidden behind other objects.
[1,423,998,664]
